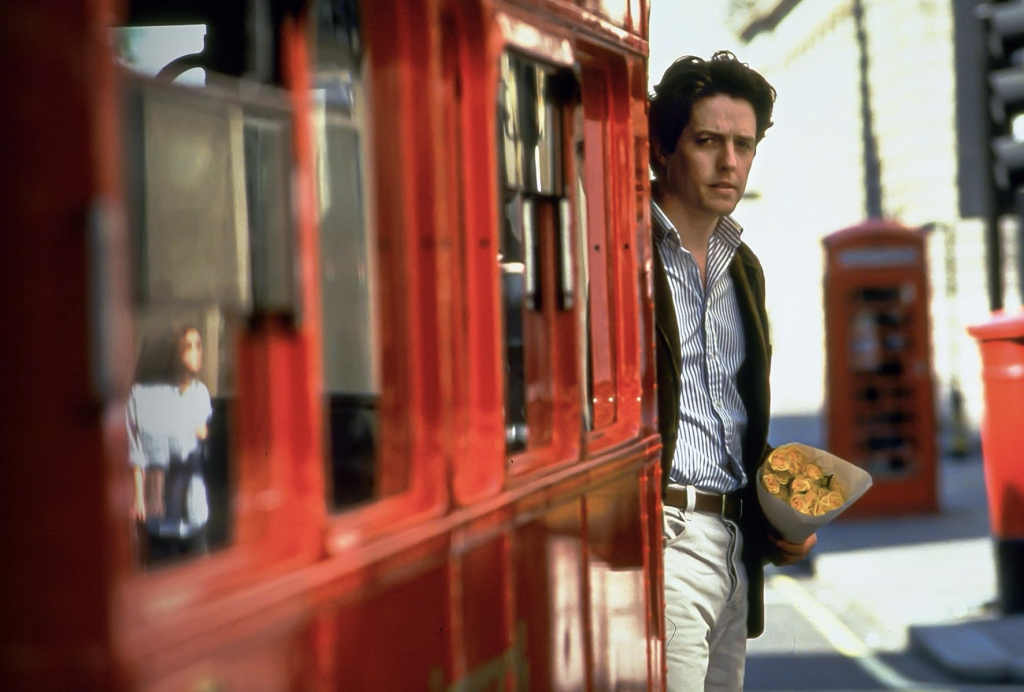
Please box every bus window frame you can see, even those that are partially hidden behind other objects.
[116,16,339,629]
[491,15,583,484]
[321,0,450,551]
[575,43,643,458]
[117,77,312,623]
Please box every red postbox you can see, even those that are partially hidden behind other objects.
[967,310,1024,614]
[823,221,938,517]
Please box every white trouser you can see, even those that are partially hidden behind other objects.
[663,504,748,691]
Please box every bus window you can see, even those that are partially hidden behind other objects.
[497,52,577,454]
[314,8,384,510]
[117,26,296,569]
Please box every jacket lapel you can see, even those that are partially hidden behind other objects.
[653,244,681,382]
[730,246,771,471]
[730,250,767,365]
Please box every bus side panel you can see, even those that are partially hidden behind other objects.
[139,628,314,692]
[586,468,649,689]
[512,504,589,691]
[456,533,515,687]
[642,460,665,691]
[328,563,453,690]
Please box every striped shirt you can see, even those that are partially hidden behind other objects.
[652,201,748,493]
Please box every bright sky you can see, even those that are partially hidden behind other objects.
[648,3,737,90]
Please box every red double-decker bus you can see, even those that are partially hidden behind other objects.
[2,0,661,689]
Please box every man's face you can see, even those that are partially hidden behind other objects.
[656,94,757,220]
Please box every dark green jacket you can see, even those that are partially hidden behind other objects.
[653,239,774,638]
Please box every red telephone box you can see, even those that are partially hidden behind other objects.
[823,221,938,517]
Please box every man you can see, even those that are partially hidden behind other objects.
[649,52,816,690]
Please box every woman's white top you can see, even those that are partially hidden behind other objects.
[126,381,213,469]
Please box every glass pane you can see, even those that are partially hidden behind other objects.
[496,52,573,453]
[314,24,383,509]
[246,116,296,313]
[498,54,530,452]
[118,26,296,567]
[114,25,207,86]
[122,79,246,569]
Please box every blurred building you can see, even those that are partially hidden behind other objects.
[714,0,1023,443]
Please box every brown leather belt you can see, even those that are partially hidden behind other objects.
[664,486,743,521]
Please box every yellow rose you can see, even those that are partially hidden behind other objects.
[820,489,846,511]
[789,492,814,515]
[761,472,790,500]
[768,445,808,478]
[804,462,824,482]
[790,476,813,495]
[810,500,830,517]
[767,451,793,476]
[777,445,800,462]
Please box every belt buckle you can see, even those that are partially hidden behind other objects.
[722,494,743,520]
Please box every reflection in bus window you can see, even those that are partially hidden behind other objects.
[246,116,296,313]
[127,324,213,566]
[114,24,207,85]
[118,25,296,567]
[496,52,575,452]
[315,10,383,510]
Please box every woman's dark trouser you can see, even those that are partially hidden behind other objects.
[146,531,207,566]
[141,451,207,567]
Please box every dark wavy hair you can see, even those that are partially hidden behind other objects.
[648,51,776,179]
[132,323,201,386]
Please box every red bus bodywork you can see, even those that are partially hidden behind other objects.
[1,0,661,689]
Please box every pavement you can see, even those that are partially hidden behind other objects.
[750,416,1024,688]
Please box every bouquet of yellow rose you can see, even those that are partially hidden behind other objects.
[757,443,872,543]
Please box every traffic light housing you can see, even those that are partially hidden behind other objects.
[955,0,1024,310]
[983,2,1024,195]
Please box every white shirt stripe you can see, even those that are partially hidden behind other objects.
[652,201,748,493]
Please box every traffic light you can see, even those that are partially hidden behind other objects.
[983,2,1024,194]
[983,1,1024,311]
[955,0,1024,310]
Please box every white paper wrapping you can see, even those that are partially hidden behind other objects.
[756,442,873,543]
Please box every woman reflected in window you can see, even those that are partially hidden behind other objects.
[126,324,213,567]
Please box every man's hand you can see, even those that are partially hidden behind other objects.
[767,532,816,566]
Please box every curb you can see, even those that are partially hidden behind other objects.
[909,615,1024,683]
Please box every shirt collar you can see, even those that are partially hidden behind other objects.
[651,200,744,250]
